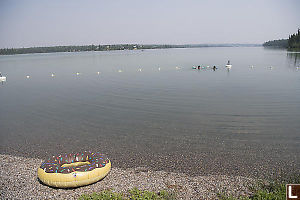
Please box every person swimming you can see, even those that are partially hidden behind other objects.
[198,65,201,69]
[212,66,217,71]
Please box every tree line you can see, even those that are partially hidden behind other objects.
[263,39,288,48]
[263,29,300,50]
[0,44,202,55]
[288,29,300,49]
[0,44,163,55]
[0,44,260,55]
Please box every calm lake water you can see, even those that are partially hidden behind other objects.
[1,47,299,178]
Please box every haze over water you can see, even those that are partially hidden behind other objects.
[0,47,300,178]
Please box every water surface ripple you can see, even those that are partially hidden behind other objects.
[1,47,299,178]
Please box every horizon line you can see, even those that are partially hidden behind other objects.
[0,43,263,49]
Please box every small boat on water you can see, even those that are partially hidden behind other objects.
[225,60,232,69]
[0,72,6,82]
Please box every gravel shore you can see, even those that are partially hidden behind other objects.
[0,154,256,199]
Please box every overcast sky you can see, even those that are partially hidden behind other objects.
[0,0,299,48]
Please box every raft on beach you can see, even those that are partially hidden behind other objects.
[37,152,111,188]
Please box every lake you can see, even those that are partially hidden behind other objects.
[0,47,299,178]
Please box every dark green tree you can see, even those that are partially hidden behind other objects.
[288,28,300,49]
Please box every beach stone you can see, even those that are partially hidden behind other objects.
[0,154,256,199]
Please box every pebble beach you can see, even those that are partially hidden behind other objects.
[0,154,256,200]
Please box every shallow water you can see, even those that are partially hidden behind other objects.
[1,47,299,177]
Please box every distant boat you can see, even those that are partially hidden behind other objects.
[0,76,6,82]
[225,60,232,69]
[0,72,6,82]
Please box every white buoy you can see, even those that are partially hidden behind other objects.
[158,67,161,71]
[97,71,100,75]
[26,75,30,79]
[76,72,80,75]
[51,73,55,77]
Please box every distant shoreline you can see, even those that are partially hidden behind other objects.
[0,43,262,55]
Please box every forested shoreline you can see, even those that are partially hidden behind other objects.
[263,39,288,48]
[288,29,300,50]
[263,29,300,50]
[0,44,260,55]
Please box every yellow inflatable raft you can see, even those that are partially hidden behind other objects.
[37,151,111,188]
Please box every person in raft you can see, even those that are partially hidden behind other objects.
[198,65,201,69]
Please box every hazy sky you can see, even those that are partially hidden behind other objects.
[0,0,299,48]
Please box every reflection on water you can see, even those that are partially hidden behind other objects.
[287,52,300,67]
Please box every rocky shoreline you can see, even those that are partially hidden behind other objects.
[0,154,256,199]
